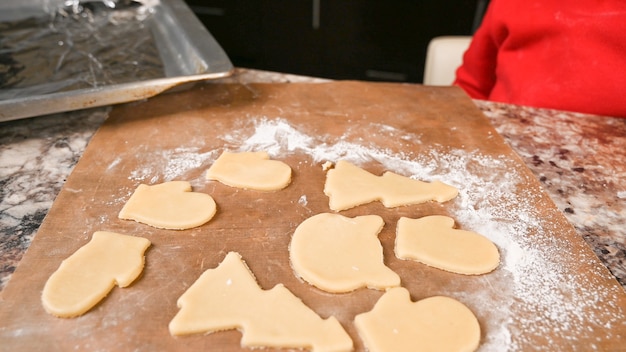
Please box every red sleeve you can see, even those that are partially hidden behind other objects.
[452,0,626,117]
[453,1,500,100]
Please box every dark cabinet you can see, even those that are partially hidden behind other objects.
[186,0,479,83]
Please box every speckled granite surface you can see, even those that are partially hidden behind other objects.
[477,100,626,289]
[0,108,109,290]
[1,69,624,291]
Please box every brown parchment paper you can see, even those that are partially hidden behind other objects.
[1,82,624,351]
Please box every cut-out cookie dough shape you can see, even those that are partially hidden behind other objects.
[42,231,151,318]
[206,151,292,191]
[289,213,400,293]
[355,287,481,352]
[396,215,500,275]
[119,181,217,230]
[324,160,458,211]
[169,252,353,352]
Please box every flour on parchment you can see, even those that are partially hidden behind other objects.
[104,116,624,351]
[220,117,625,351]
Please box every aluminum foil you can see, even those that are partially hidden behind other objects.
[0,0,164,100]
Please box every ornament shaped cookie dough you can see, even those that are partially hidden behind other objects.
[42,231,151,318]
[169,252,353,352]
[289,213,400,293]
[355,287,481,352]
[396,215,500,275]
[119,181,217,230]
[324,160,458,211]
[206,151,292,191]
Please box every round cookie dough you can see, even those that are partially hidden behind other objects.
[289,213,400,293]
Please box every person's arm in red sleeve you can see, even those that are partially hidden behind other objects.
[453,1,501,100]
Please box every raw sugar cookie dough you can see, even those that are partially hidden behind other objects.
[395,215,500,275]
[169,252,353,352]
[118,181,217,230]
[206,151,292,191]
[42,231,151,318]
[324,160,458,211]
[289,213,400,293]
[355,287,480,352]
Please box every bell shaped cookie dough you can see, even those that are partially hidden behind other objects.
[118,181,217,230]
[289,213,400,293]
[42,231,151,318]
[355,288,481,352]
[169,252,353,352]
[395,215,500,275]
[206,151,292,191]
[324,160,458,211]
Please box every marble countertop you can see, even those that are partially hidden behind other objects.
[1,68,624,292]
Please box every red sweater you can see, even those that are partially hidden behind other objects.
[454,0,626,118]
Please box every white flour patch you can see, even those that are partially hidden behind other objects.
[298,195,308,207]
[214,117,625,351]
[127,147,218,183]
[128,167,159,184]
[223,118,315,156]
[223,117,421,169]
[106,157,122,171]
[160,148,218,182]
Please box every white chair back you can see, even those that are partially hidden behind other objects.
[423,36,472,86]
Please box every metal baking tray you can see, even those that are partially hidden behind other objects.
[0,0,234,122]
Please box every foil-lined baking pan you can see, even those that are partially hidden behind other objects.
[0,0,234,122]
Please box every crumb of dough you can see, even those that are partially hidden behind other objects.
[395,215,500,275]
[322,161,334,171]
[289,213,400,293]
[323,160,458,211]
[206,151,292,191]
[355,287,480,352]
[169,252,353,352]
[118,181,217,230]
[42,231,151,318]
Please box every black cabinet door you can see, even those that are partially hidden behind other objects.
[187,0,478,82]
[186,0,264,67]
[317,0,477,82]
[259,0,326,77]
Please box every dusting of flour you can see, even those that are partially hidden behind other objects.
[113,116,624,350]
[219,117,625,351]
[127,147,219,184]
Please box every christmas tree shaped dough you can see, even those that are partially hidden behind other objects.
[169,252,353,352]
[206,151,292,191]
[355,287,481,352]
[289,213,400,293]
[42,231,151,318]
[396,215,500,275]
[324,160,458,211]
[118,181,217,230]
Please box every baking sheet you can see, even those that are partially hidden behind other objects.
[0,82,624,351]
[0,0,233,122]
